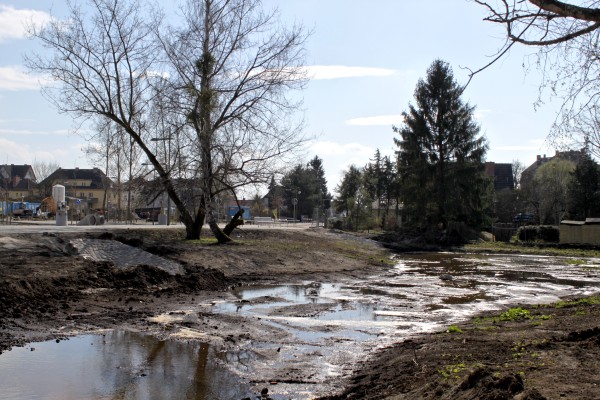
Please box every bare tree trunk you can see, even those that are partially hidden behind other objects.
[182,196,206,240]
[224,209,244,236]
[127,137,133,224]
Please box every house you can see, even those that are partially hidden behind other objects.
[0,164,38,201]
[40,167,113,210]
[521,150,582,183]
[484,162,514,191]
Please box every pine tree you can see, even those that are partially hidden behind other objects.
[280,156,332,218]
[394,59,490,228]
[567,154,600,220]
[334,165,363,215]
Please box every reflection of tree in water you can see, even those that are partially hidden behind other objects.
[94,331,252,399]
[304,282,322,304]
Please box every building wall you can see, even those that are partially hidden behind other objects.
[560,223,600,246]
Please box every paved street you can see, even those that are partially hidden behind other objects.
[0,219,317,234]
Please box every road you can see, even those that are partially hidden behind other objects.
[0,219,317,234]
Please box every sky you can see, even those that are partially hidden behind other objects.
[0,0,562,194]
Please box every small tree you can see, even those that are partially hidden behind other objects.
[534,158,575,225]
[334,165,362,216]
[32,159,61,198]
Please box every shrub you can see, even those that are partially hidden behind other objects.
[517,226,538,242]
[538,225,559,242]
[517,225,560,243]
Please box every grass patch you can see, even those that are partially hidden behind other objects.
[500,307,531,321]
[185,237,220,245]
[438,362,467,381]
[446,325,463,334]
[565,259,587,265]
[554,296,600,308]
[464,241,600,258]
[474,307,551,325]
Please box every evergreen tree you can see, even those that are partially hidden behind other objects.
[363,149,385,217]
[394,59,490,228]
[567,154,600,220]
[334,165,363,215]
[280,156,332,218]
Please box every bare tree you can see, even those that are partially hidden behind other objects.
[512,159,525,190]
[553,104,600,158]
[32,159,61,197]
[471,1,600,143]
[160,0,309,242]
[26,0,308,240]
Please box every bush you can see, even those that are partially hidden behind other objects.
[517,226,538,242]
[538,225,560,242]
[328,218,344,230]
[517,225,560,243]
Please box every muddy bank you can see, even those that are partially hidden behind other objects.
[321,296,600,400]
[0,227,389,354]
[1,227,599,399]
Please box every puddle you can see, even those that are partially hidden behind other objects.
[0,331,254,400]
[2,252,599,399]
[204,252,600,397]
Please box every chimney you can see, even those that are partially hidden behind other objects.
[536,155,541,165]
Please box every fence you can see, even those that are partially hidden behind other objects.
[491,223,518,242]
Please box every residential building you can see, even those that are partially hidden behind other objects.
[521,150,582,183]
[0,164,38,201]
[40,167,113,210]
[485,162,514,191]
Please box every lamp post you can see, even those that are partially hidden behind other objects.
[141,162,156,225]
[150,136,173,225]
[292,197,298,222]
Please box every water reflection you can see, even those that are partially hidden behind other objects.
[0,331,252,400]
[2,253,598,400]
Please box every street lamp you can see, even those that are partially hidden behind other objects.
[151,137,173,226]
[141,162,156,225]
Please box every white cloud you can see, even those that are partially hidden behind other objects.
[309,140,374,158]
[0,127,69,136]
[345,115,403,126]
[494,139,546,152]
[0,137,88,167]
[495,146,539,152]
[0,5,51,42]
[0,66,49,91]
[304,65,396,80]
[474,109,491,121]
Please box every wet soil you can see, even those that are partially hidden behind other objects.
[322,298,600,400]
[0,227,599,399]
[0,227,387,355]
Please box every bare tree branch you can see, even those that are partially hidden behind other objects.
[471,1,600,152]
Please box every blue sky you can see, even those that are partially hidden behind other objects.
[0,0,560,193]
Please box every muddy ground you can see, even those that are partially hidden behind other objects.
[0,227,599,399]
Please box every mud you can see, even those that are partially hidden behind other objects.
[0,227,599,399]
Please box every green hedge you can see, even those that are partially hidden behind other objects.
[517,225,560,243]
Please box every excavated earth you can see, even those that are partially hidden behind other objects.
[0,227,598,399]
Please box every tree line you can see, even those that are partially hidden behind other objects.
[27,0,600,239]
[334,56,600,234]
